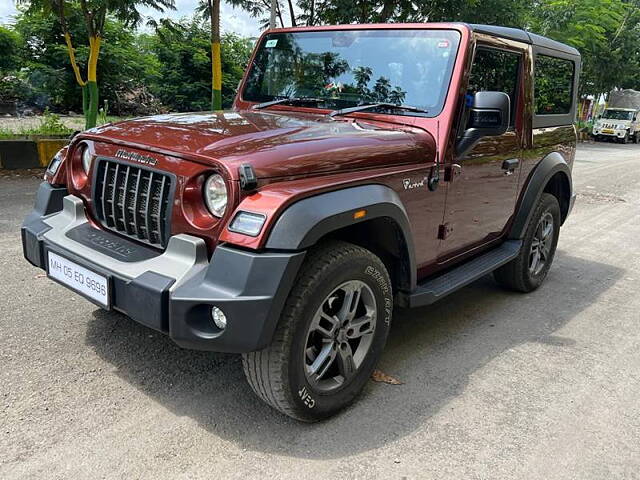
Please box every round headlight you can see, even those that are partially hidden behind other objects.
[204,174,228,217]
[81,146,93,174]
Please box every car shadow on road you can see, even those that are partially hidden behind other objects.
[85,250,623,459]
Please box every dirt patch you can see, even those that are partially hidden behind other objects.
[577,190,627,204]
[0,167,45,178]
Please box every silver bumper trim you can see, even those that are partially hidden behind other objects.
[42,195,209,290]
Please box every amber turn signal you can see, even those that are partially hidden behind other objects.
[353,209,367,220]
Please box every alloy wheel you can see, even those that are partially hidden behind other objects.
[529,212,554,276]
[303,280,377,392]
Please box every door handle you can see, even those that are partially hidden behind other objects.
[501,158,520,174]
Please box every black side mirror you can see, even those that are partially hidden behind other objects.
[456,91,510,158]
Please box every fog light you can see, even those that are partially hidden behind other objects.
[211,306,227,330]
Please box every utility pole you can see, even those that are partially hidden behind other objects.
[270,0,277,29]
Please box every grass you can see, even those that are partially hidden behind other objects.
[0,110,74,139]
[0,111,129,139]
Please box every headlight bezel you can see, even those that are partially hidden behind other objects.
[203,173,228,218]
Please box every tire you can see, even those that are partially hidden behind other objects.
[242,241,393,422]
[622,133,630,144]
[494,193,561,293]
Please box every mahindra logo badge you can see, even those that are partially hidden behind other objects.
[115,149,158,166]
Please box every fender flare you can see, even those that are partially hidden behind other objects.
[509,152,573,240]
[265,184,417,290]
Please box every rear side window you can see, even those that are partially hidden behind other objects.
[534,55,574,115]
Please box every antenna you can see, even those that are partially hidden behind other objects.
[428,119,441,191]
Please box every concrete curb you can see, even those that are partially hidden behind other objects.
[0,137,70,169]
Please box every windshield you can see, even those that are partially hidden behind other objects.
[602,109,634,121]
[242,29,461,116]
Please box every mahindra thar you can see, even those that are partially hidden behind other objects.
[22,23,580,421]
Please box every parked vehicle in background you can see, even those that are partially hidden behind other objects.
[23,23,580,421]
[592,89,640,143]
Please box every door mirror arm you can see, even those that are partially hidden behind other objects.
[456,91,510,158]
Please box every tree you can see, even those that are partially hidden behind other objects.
[295,0,532,26]
[197,0,269,110]
[528,0,639,98]
[149,18,252,111]
[197,0,223,110]
[0,26,23,73]
[16,0,175,129]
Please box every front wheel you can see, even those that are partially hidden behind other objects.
[494,193,561,292]
[242,241,393,422]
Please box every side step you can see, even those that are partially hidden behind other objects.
[399,240,522,308]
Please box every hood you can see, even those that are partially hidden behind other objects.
[86,110,435,179]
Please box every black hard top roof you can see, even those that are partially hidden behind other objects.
[469,24,580,57]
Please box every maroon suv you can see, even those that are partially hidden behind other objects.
[22,23,580,421]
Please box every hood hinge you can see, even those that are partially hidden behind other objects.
[239,164,258,191]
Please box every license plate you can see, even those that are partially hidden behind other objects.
[47,251,110,308]
[602,129,614,134]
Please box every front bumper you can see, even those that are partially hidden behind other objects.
[22,182,305,353]
[592,128,627,139]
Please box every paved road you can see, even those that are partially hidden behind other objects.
[1,143,639,479]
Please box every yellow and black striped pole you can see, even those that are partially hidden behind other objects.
[210,0,222,111]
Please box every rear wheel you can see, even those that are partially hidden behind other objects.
[494,193,561,292]
[242,241,393,422]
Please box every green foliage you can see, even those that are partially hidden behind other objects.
[0,26,22,73]
[0,109,74,138]
[296,0,532,26]
[3,0,640,117]
[26,108,74,135]
[528,0,638,97]
[149,18,253,111]
[0,74,32,103]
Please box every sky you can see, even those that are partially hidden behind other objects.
[0,0,266,37]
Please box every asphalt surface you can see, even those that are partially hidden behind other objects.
[1,142,639,479]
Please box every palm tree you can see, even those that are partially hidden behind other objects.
[353,66,372,97]
[17,0,175,129]
[388,86,406,106]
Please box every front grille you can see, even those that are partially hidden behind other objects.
[94,159,173,248]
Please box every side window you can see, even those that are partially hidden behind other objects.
[534,55,574,115]
[468,48,522,127]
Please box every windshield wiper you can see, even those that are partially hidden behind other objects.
[253,97,326,110]
[329,103,429,117]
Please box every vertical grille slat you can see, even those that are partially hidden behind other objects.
[131,168,142,238]
[157,176,168,245]
[94,159,172,248]
[144,171,154,243]
[109,163,119,227]
[121,165,131,235]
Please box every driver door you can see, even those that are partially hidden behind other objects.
[439,44,526,261]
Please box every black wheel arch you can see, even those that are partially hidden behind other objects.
[509,151,573,240]
[265,184,417,292]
